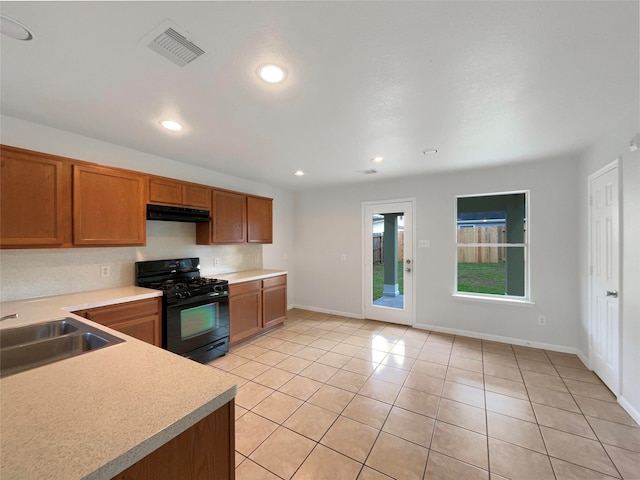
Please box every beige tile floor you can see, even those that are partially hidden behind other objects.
[209,309,640,480]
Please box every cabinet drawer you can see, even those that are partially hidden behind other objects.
[229,280,261,296]
[262,275,286,288]
[78,298,160,327]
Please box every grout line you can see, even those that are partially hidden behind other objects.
[222,313,636,479]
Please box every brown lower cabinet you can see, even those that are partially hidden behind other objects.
[73,297,161,347]
[229,275,287,344]
[111,400,235,480]
[262,275,287,329]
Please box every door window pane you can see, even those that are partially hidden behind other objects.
[372,213,404,309]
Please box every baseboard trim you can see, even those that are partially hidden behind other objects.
[288,304,364,320]
[414,322,576,354]
[618,396,640,425]
[576,348,591,370]
[288,307,577,353]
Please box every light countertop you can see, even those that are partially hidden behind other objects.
[208,268,287,284]
[0,287,237,480]
[0,286,161,328]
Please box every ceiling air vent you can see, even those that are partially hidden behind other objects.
[356,169,379,175]
[148,27,205,67]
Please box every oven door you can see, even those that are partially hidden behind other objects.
[164,294,229,356]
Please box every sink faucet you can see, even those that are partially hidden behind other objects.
[0,313,19,321]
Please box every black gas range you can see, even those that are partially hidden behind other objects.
[135,258,229,363]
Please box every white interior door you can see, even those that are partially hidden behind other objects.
[363,200,414,325]
[589,161,620,395]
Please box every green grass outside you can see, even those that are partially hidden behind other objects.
[373,261,404,300]
[373,262,505,299]
[457,262,506,295]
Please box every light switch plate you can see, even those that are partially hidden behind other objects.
[418,240,430,248]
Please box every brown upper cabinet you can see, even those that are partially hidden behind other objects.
[196,190,272,245]
[247,195,273,243]
[200,189,247,244]
[0,146,69,247]
[149,177,211,209]
[73,165,146,246]
[1,145,273,248]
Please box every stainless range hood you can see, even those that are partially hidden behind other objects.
[146,204,212,223]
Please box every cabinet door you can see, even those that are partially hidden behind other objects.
[149,177,183,206]
[111,316,159,346]
[262,276,287,329]
[183,184,211,209]
[212,190,247,244]
[1,147,67,247]
[247,195,273,244]
[73,165,146,245]
[229,281,261,344]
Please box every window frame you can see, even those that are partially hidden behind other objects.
[453,190,531,304]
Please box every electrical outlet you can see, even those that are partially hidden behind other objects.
[214,257,220,266]
[341,254,347,261]
[100,265,111,278]
[538,315,546,326]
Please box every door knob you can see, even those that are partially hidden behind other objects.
[606,290,618,298]
[406,268,412,272]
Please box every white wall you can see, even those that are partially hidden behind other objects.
[577,109,640,422]
[0,115,295,302]
[293,155,581,351]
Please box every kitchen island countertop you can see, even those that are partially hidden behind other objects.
[0,286,237,480]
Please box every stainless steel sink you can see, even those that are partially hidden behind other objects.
[0,319,80,348]
[0,317,124,378]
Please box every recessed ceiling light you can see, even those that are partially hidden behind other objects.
[160,120,183,131]
[258,64,287,83]
[0,15,34,41]
[422,148,438,155]
[294,170,305,177]
[371,156,384,164]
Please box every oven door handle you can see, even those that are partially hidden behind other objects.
[207,292,228,297]
[167,294,228,308]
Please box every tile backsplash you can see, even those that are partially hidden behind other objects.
[0,221,262,302]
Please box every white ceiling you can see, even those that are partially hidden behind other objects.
[1,1,638,191]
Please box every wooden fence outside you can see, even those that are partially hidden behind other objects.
[458,227,506,263]
[373,231,404,264]
[373,228,515,264]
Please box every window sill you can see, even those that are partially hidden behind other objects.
[452,293,535,307]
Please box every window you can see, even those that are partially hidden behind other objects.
[455,191,529,300]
